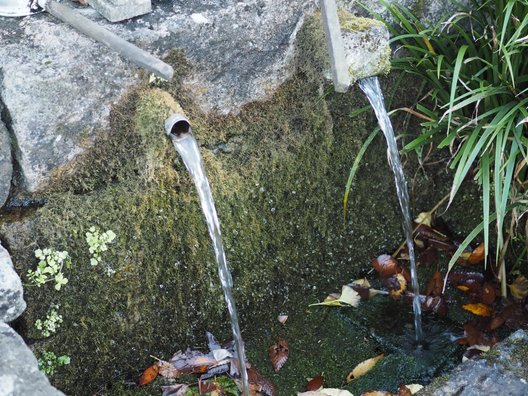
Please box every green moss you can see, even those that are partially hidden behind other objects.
[338,10,385,33]
[1,15,480,396]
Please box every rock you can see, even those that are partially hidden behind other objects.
[0,322,64,396]
[88,0,152,22]
[0,119,12,208]
[421,330,528,396]
[0,243,25,323]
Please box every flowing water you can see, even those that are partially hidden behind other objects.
[359,77,423,343]
[167,125,250,396]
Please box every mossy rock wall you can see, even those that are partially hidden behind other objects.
[0,15,479,395]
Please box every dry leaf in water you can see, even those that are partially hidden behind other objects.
[426,270,443,297]
[467,243,485,265]
[373,255,401,277]
[138,363,159,386]
[384,273,407,299]
[462,302,492,317]
[310,286,360,307]
[161,383,189,396]
[306,375,325,391]
[480,282,496,305]
[268,339,289,372]
[346,354,384,383]
[509,275,528,300]
[246,366,276,396]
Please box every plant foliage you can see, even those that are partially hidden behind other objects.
[378,0,528,295]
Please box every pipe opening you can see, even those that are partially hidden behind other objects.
[170,120,191,137]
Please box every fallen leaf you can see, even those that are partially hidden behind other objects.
[268,339,289,373]
[383,273,407,299]
[491,303,528,330]
[161,383,189,396]
[397,384,412,396]
[306,375,325,391]
[414,211,432,227]
[509,275,528,300]
[360,391,392,396]
[373,254,401,277]
[462,303,492,317]
[467,243,485,265]
[417,246,437,267]
[138,363,159,386]
[426,270,443,297]
[278,315,288,325]
[402,384,423,394]
[449,270,484,292]
[462,345,490,362]
[480,282,496,305]
[158,360,180,379]
[246,366,276,396]
[346,354,384,383]
[457,321,493,346]
[421,295,447,317]
[310,286,360,307]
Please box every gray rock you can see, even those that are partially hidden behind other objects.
[0,322,64,396]
[0,119,12,208]
[422,330,528,396]
[88,0,152,22]
[0,243,25,323]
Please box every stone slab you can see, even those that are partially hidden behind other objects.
[0,322,64,396]
[88,0,151,23]
[0,243,25,323]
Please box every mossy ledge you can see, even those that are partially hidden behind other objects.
[0,14,479,396]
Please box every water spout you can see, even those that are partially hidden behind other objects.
[358,77,423,344]
[165,114,250,396]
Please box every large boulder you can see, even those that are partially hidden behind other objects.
[0,243,25,323]
[0,322,64,396]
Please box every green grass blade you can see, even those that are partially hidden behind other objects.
[343,128,380,221]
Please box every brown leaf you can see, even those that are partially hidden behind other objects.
[306,375,325,391]
[414,224,455,253]
[480,282,496,305]
[138,363,159,386]
[462,303,493,317]
[373,255,401,277]
[509,275,528,300]
[467,243,485,265]
[157,360,180,379]
[457,321,493,347]
[349,283,371,300]
[397,384,412,396]
[418,246,437,267]
[268,339,289,373]
[246,367,276,396]
[383,274,407,299]
[346,354,384,383]
[161,384,189,396]
[421,295,447,317]
[491,303,528,330]
[449,270,484,292]
[426,270,443,297]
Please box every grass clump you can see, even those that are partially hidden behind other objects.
[377,0,528,295]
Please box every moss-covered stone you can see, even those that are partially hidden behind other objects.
[0,13,481,396]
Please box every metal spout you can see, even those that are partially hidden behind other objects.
[165,114,191,139]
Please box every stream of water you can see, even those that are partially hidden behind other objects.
[167,126,250,395]
[359,77,424,343]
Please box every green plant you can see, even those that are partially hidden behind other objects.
[85,227,116,266]
[38,351,70,377]
[376,0,528,296]
[27,249,71,291]
[35,307,63,338]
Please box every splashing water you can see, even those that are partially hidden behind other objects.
[168,129,250,396]
[359,76,423,344]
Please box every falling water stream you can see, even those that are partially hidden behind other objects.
[166,118,250,396]
[359,77,424,344]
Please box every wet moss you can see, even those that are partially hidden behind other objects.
[0,14,482,396]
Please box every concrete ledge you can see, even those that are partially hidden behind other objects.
[88,0,151,22]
